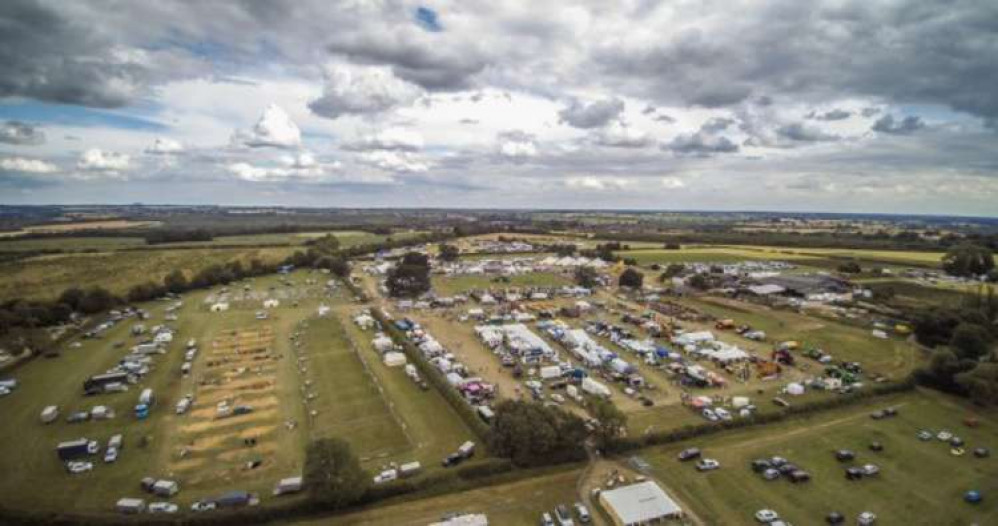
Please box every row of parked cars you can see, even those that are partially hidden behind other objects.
[540,502,590,525]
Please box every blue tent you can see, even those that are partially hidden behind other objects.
[569,369,587,379]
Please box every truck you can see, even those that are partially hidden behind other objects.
[458,441,476,459]
[57,438,97,461]
[152,480,179,497]
[116,498,146,514]
[40,405,59,424]
[273,476,304,496]
[84,372,134,395]
[399,461,422,478]
[138,388,154,406]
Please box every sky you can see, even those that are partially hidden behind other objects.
[1,0,997,216]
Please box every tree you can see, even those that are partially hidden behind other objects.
[688,273,710,290]
[58,287,85,312]
[950,323,993,361]
[663,243,681,250]
[618,268,644,289]
[914,348,976,394]
[912,307,962,347]
[386,252,432,297]
[304,438,369,509]
[837,261,862,274]
[487,401,588,467]
[317,255,351,277]
[310,234,341,254]
[163,269,188,294]
[438,244,460,262]
[78,287,116,314]
[589,396,627,450]
[956,364,998,406]
[943,243,995,277]
[660,263,686,280]
[574,266,599,288]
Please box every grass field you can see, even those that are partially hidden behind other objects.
[641,389,997,525]
[864,279,974,308]
[290,467,584,525]
[0,247,296,301]
[432,272,571,296]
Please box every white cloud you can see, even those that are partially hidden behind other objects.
[661,177,686,189]
[145,137,184,154]
[77,148,130,172]
[595,121,651,148]
[232,104,301,149]
[0,157,59,174]
[358,151,429,173]
[309,63,422,120]
[347,128,424,152]
[496,130,538,161]
[566,176,631,191]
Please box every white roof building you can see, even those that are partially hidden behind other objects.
[600,481,682,525]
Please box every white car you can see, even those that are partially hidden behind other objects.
[702,409,719,422]
[755,509,779,523]
[0,387,10,396]
[937,430,953,441]
[148,502,179,514]
[696,458,721,471]
[858,511,877,525]
[103,447,118,463]
[66,461,93,474]
[550,394,566,404]
[862,464,880,476]
[191,500,216,512]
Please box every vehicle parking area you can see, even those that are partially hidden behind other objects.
[643,390,998,525]
[168,326,287,487]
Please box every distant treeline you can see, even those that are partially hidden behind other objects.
[593,229,998,252]
[143,228,214,244]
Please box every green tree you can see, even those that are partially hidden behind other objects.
[57,287,85,312]
[687,273,709,290]
[950,323,993,360]
[942,243,995,277]
[574,266,599,288]
[163,269,188,294]
[618,268,644,289]
[589,396,627,450]
[956,364,998,406]
[78,287,116,314]
[660,263,686,280]
[837,261,862,274]
[487,401,588,467]
[438,244,460,262]
[311,234,342,254]
[387,252,432,297]
[304,438,369,509]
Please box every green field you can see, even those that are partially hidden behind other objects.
[642,389,997,525]
[0,247,296,301]
[432,272,571,296]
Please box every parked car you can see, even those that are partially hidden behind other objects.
[916,430,933,441]
[769,456,788,467]
[573,502,591,523]
[103,447,118,463]
[191,500,216,512]
[66,461,93,474]
[677,448,702,461]
[826,511,845,524]
[751,459,772,473]
[862,464,880,476]
[937,430,953,441]
[788,470,811,483]
[66,411,90,424]
[762,468,780,481]
[755,509,779,523]
[442,453,464,467]
[540,511,555,526]
[973,447,990,458]
[858,511,877,525]
[702,408,719,422]
[554,504,574,526]
[950,436,965,447]
[869,441,884,452]
[696,458,720,471]
[835,450,855,462]
[845,467,865,480]
[148,502,179,514]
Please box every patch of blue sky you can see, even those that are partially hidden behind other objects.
[415,6,442,32]
[0,101,169,132]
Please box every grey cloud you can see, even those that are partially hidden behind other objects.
[701,117,736,133]
[810,109,852,121]
[861,107,882,117]
[654,114,676,123]
[776,122,840,142]
[0,120,45,145]
[558,97,625,129]
[871,114,925,135]
[665,132,739,156]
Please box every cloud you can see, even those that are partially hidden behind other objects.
[595,121,651,148]
[871,114,925,135]
[77,148,130,172]
[666,132,739,155]
[776,122,840,142]
[308,63,422,119]
[0,156,58,173]
[565,176,630,191]
[232,104,301,149]
[809,109,852,121]
[227,154,339,182]
[357,150,430,173]
[661,177,686,189]
[145,137,184,154]
[496,130,538,161]
[346,128,424,152]
[559,97,625,129]
[700,117,736,133]
[0,121,45,145]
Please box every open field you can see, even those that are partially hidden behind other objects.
[431,272,571,296]
[288,466,585,525]
[0,220,161,237]
[0,247,296,301]
[615,244,946,271]
[641,389,997,525]
[617,247,819,266]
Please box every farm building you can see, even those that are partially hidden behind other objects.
[600,481,682,525]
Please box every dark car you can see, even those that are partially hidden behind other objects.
[677,448,702,461]
[883,407,898,417]
[442,453,463,467]
[950,437,965,447]
[826,511,846,524]
[869,442,884,452]
[789,470,811,483]
[845,467,865,480]
[769,456,788,467]
[973,447,990,458]
[778,463,799,476]
[751,459,772,473]
[761,468,780,481]
[835,450,855,462]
